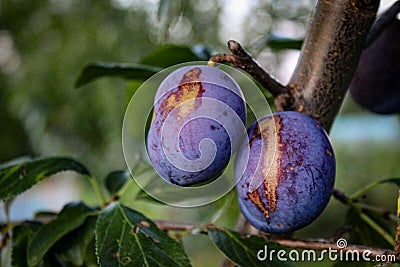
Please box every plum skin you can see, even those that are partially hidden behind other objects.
[235,111,335,233]
[349,18,400,114]
[147,65,246,186]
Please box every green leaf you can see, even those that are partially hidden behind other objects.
[253,34,303,52]
[379,177,400,187]
[208,227,291,267]
[139,44,202,68]
[0,157,31,169]
[12,222,67,267]
[27,202,96,267]
[75,62,161,88]
[84,238,98,266]
[0,157,89,200]
[75,44,204,88]
[33,211,58,219]
[54,216,97,266]
[12,222,42,267]
[267,35,303,51]
[105,170,131,195]
[95,202,191,267]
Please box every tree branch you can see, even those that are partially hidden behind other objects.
[209,40,290,98]
[287,0,379,130]
[152,219,399,263]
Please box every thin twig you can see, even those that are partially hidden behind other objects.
[333,189,396,221]
[328,225,354,242]
[365,0,400,47]
[153,220,209,234]
[87,175,106,206]
[394,189,400,257]
[360,204,396,222]
[0,229,9,251]
[272,238,396,261]
[209,40,289,98]
[153,219,399,262]
[332,189,351,204]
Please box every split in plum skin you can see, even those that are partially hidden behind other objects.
[147,65,246,186]
[235,111,336,233]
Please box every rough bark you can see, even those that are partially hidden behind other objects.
[286,0,380,130]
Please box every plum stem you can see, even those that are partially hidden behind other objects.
[209,40,290,99]
[87,175,107,206]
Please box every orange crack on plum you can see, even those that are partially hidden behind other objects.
[153,68,205,131]
[247,115,282,219]
[164,68,205,123]
[248,190,270,218]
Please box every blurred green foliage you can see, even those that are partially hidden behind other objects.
[0,0,224,175]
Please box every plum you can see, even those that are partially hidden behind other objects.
[235,111,335,233]
[349,17,400,114]
[147,65,246,186]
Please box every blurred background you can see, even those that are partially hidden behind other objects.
[0,0,399,266]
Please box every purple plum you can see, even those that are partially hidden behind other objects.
[235,111,335,233]
[147,65,246,186]
[350,17,400,114]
